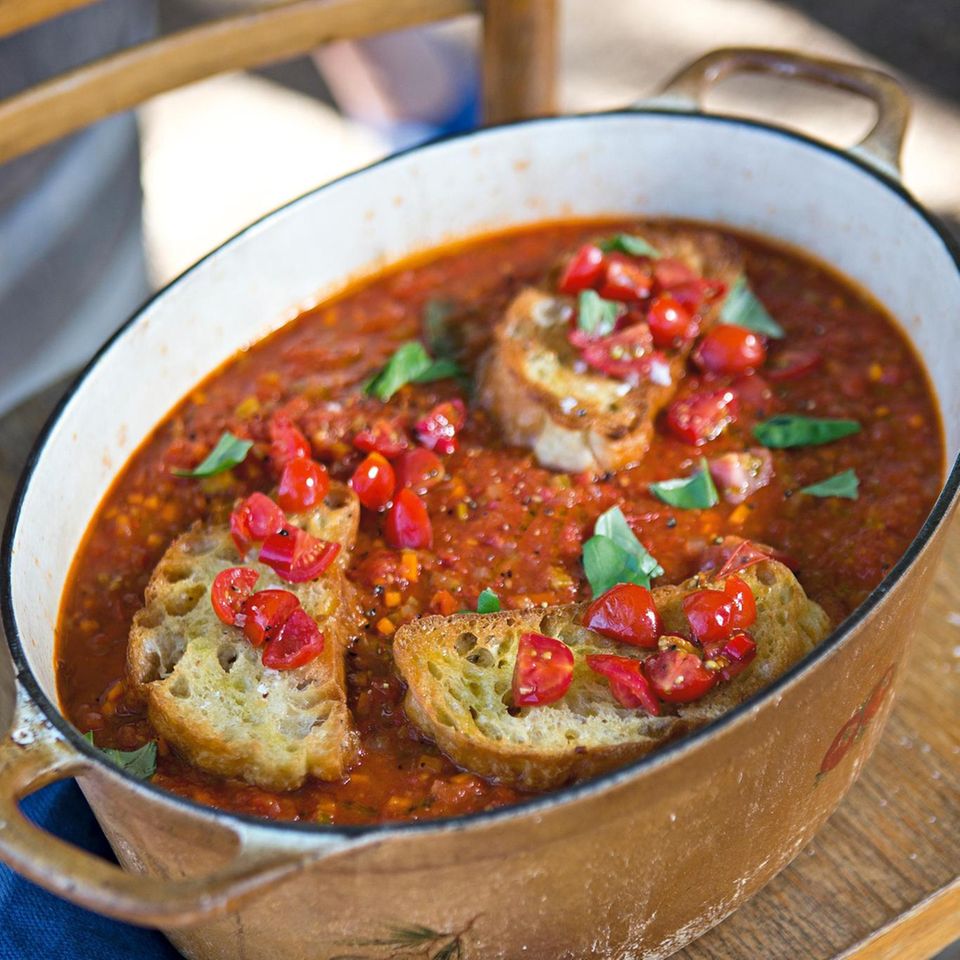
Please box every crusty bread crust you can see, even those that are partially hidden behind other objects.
[394,561,829,791]
[477,226,743,472]
[127,483,362,791]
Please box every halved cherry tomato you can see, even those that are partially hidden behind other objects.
[259,528,340,583]
[416,399,466,455]
[262,608,325,670]
[665,389,738,445]
[643,647,717,703]
[583,583,661,649]
[715,632,757,681]
[353,419,410,459]
[558,243,605,295]
[268,413,311,470]
[237,588,300,646]
[394,447,444,493]
[767,348,822,382]
[385,489,432,549]
[277,458,329,513]
[586,654,660,714]
[230,492,286,556]
[683,588,734,644]
[724,576,756,630]
[646,294,696,348]
[512,632,574,707]
[210,567,260,625]
[693,325,766,375]
[350,452,396,510]
[597,255,653,302]
[652,258,697,290]
[580,325,660,382]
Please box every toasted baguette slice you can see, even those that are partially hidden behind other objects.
[394,561,828,791]
[128,482,362,791]
[477,226,742,472]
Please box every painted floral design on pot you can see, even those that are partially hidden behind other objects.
[331,919,476,960]
[818,665,895,778]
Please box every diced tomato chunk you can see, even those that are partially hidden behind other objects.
[353,419,410,459]
[238,588,300,646]
[724,576,757,630]
[583,583,661,649]
[512,632,574,706]
[416,399,466,455]
[692,325,766,375]
[558,243,605,295]
[350,452,396,510]
[385,489,433,549]
[586,654,660,713]
[643,646,717,703]
[277,458,330,513]
[716,632,757,681]
[262,608,325,670]
[394,447,444,493]
[210,567,259,625]
[667,278,727,310]
[708,448,774,505]
[580,326,667,384]
[683,588,734,644]
[230,492,286,556]
[652,258,697,290]
[268,413,311,471]
[767,348,822,382]
[646,294,697,348]
[597,255,653,302]
[665,389,738,445]
[259,527,340,583]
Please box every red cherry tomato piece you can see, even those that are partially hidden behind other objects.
[276,458,330,514]
[583,583,662,649]
[512,632,574,707]
[259,528,340,583]
[262,608,325,670]
[646,294,697,348]
[693,325,766,375]
[643,648,717,703]
[416,399,466,455]
[394,447,444,493]
[597,255,653,302]
[665,389,738,445]
[558,243,605,295]
[716,632,757,681]
[683,588,734,644]
[580,326,664,383]
[353,419,410,459]
[385,489,433,549]
[350,452,396,510]
[237,588,300,646]
[708,448,774,505]
[652,258,697,290]
[767,348,822,382]
[210,567,260,625]
[667,278,727,310]
[724,576,757,630]
[230,492,286,556]
[586,654,660,714]
[268,413,311,471]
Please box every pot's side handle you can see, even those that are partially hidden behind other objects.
[644,47,909,181]
[0,682,317,928]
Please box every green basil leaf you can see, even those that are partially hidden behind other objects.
[720,274,785,339]
[577,290,620,337]
[411,358,463,383]
[423,297,460,361]
[753,415,861,448]
[649,457,719,509]
[476,588,501,614]
[365,342,462,401]
[598,233,662,258]
[172,431,252,478]
[83,731,157,780]
[800,468,860,500]
[583,505,664,596]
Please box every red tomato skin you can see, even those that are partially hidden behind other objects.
[512,633,575,706]
[230,493,286,556]
[416,399,466,455]
[693,325,767,375]
[350,452,396,510]
[643,648,717,703]
[259,528,341,583]
[558,244,605,294]
[717,632,757,681]
[277,459,330,513]
[238,588,300,646]
[353,419,410,459]
[385,489,433,549]
[583,583,662,649]
[667,278,727,310]
[724,576,757,630]
[586,654,660,714]
[665,389,738,446]
[646,294,697,348]
[394,447,444,493]
[683,588,734,644]
[597,255,653,302]
[262,608,325,670]
[268,413,312,471]
[767,348,823,382]
[210,567,260,625]
[579,325,660,381]
[652,258,697,290]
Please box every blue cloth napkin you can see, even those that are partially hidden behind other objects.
[0,780,182,959]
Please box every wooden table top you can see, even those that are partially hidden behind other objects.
[1,378,957,960]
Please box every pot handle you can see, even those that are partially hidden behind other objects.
[647,47,909,179]
[0,680,321,928]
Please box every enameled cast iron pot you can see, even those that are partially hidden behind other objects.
[2,49,959,960]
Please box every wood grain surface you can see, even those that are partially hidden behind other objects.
[1,381,957,958]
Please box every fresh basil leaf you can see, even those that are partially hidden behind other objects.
[577,290,620,337]
[649,458,719,509]
[411,358,462,383]
[800,468,860,500]
[172,431,252,478]
[476,588,501,614]
[82,731,157,780]
[594,506,664,579]
[754,415,861,448]
[423,297,460,361]
[583,505,664,596]
[720,274,785,339]
[598,233,662,258]
[365,342,462,401]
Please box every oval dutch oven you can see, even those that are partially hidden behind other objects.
[2,49,959,960]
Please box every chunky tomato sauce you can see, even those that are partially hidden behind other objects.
[56,220,943,824]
